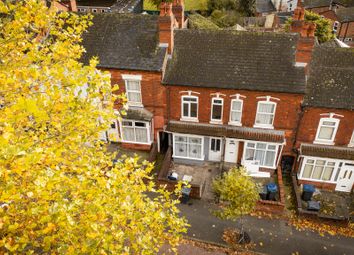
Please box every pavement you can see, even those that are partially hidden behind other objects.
[178,198,354,255]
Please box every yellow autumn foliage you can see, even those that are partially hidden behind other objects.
[0,0,187,254]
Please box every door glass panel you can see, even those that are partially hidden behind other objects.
[216,139,221,151]
[211,139,215,151]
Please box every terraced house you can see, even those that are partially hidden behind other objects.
[295,46,354,192]
[81,1,184,150]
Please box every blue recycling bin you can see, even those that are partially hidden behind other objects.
[302,184,315,201]
[266,183,278,201]
[181,187,191,204]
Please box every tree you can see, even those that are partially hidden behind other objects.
[212,167,259,244]
[304,10,334,43]
[0,0,187,254]
[238,0,255,17]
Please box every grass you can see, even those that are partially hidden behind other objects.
[143,0,208,11]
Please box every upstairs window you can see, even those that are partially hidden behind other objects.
[181,96,198,120]
[255,101,276,128]
[315,117,339,144]
[123,75,142,106]
[229,99,243,125]
[211,98,223,122]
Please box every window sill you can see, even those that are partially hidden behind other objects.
[180,118,199,123]
[297,176,336,184]
[313,140,335,146]
[121,140,152,145]
[253,124,274,129]
[127,103,144,108]
[209,120,223,125]
[228,122,242,127]
[172,154,205,161]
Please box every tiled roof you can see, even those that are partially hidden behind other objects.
[300,143,354,161]
[336,7,354,22]
[303,0,354,8]
[166,121,285,143]
[124,107,153,121]
[256,0,276,13]
[304,47,354,110]
[81,13,166,71]
[77,0,117,7]
[163,30,306,94]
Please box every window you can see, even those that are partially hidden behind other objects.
[121,120,150,144]
[315,117,339,144]
[174,134,203,160]
[349,131,354,147]
[229,99,243,125]
[123,75,142,106]
[211,98,223,122]
[244,142,278,168]
[255,101,276,128]
[181,96,198,120]
[344,38,352,42]
[301,158,336,181]
[333,21,339,32]
[92,9,97,13]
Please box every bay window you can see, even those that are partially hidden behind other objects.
[229,99,243,125]
[173,134,203,160]
[181,96,198,120]
[211,98,223,122]
[244,142,278,168]
[121,120,150,144]
[255,101,276,128]
[300,158,337,182]
[315,117,339,144]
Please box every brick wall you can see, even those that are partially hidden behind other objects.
[101,68,167,141]
[167,86,304,155]
[295,107,354,147]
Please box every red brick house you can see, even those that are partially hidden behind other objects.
[294,46,354,192]
[161,27,314,176]
[81,2,184,150]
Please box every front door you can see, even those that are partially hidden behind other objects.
[209,138,222,161]
[335,164,354,192]
[224,138,238,163]
[107,120,119,142]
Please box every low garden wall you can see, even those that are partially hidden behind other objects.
[155,147,202,199]
[255,166,285,214]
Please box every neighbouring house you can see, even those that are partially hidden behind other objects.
[76,0,143,13]
[303,0,354,45]
[81,2,185,150]
[294,46,354,192]
[160,10,318,177]
[256,0,276,16]
[45,0,78,11]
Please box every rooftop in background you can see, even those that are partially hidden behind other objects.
[143,0,207,11]
[303,0,354,8]
[76,0,117,7]
[304,47,354,110]
[81,13,166,71]
[163,30,305,94]
[256,0,276,14]
[336,7,354,22]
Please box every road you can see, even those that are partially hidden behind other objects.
[178,199,354,255]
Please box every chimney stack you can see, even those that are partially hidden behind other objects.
[290,6,316,68]
[159,2,176,54]
[172,0,185,28]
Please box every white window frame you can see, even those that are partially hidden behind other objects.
[229,98,243,126]
[298,156,342,183]
[180,95,198,121]
[92,8,97,13]
[242,141,279,169]
[172,133,204,160]
[349,131,354,147]
[254,100,277,129]
[119,119,151,145]
[122,74,143,107]
[210,97,224,123]
[314,117,340,145]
